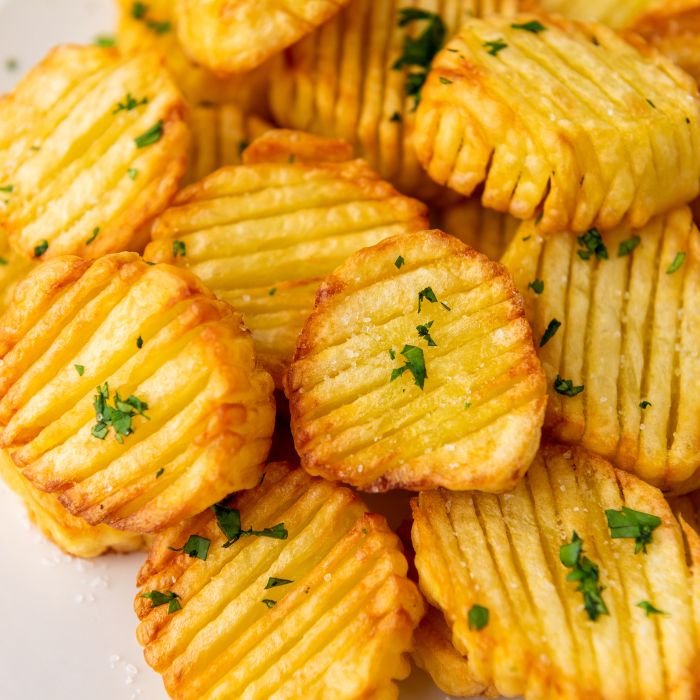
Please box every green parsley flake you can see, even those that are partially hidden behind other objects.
[617,236,640,257]
[137,336,144,349]
[554,374,584,397]
[140,590,181,614]
[418,286,450,313]
[168,534,211,561]
[389,111,402,123]
[389,348,396,360]
[0,184,14,193]
[173,240,186,257]
[416,320,437,347]
[666,252,686,274]
[212,502,288,548]
[640,400,652,409]
[527,278,544,294]
[390,344,427,389]
[135,120,164,148]
[5,58,18,71]
[637,600,667,617]
[464,401,471,409]
[265,577,293,590]
[86,227,100,245]
[91,382,150,444]
[128,168,139,180]
[288,154,296,163]
[75,364,85,376]
[540,318,561,347]
[156,467,164,478]
[511,20,546,33]
[577,228,608,261]
[0,257,8,266]
[439,76,453,85]
[34,240,49,258]
[468,604,489,630]
[395,255,405,269]
[484,39,507,56]
[560,531,608,621]
[605,507,661,554]
[94,35,116,48]
[131,1,147,18]
[113,93,148,114]
[268,288,277,296]
[646,98,656,109]
[261,599,276,608]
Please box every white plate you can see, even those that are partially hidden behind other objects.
[0,2,478,698]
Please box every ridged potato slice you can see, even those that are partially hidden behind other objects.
[532,0,657,27]
[0,228,33,313]
[0,253,275,532]
[0,44,188,260]
[412,444,700,700]
[502,206,700,493]
[175,0,352,74]
[0,449,143,558]
[414,13,700,233]
[134,461,424,700]
[144,129,428,386]
[269,0,520,200]
[286,228,546,492]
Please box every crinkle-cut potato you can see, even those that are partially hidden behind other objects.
[502,206,700,494]
[0,44,188,261]
[0,229,34,314]
[412,444,700,700]
[532,0,657,27]
[134,461,425,700]
[438,198,520,261]
[176,0,352,75]
[269,0,520,201]
[185,104,272,185]
[0,448,143,558]
[286,228,547,492]
[144,130,428,387]
[0,253,275,532]
[115,0,271,111]
[414,14,700,234]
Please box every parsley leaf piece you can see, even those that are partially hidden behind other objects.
[416,321,437,347]
[91,382,149,443]
[417,286,450,313]
[439,76,453,85]
[527,278,544,294]
[464,401,471,409]
[113,93,148,114]
[168,534,210,561]
[560,531,609,621]
[666,252,686,274]
[540,318,561,347]
[617,236,640,257]
[212,502,288,548]
[646,98,656,109]
[637,600,667,617]
[237,140,249,156]
[146,19,171,33]
[86,227,100,245]
[135,120,164,148]
[390,344,427,389]
[640,400,652,409]
[468,604,489,630]
[389,348,396,360]
[127,168,139,180]
[395,255,405,269]
[173,240,186,257]
[136,336,143,349]
[94,35,116,48]
[265,577,293,590]
[484,39,507,56]
[34,240,49,258]
[554,374,584,397]
[577,228,608,261]
[605,507,662,554]
[131,2,148,18]
[156,467,164,478]
[141,590,181,614]
[0,258,7,266]
[389,111,402,123]
[261,599,277,608]
[5,58,18,71]
[75,364,85,376]
[268,288,276,296]
[0,184,14,193]
[511,20,546,33]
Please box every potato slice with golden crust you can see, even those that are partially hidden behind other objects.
[144,130,428,387]
[0,253,275,532]
[286,228,546,492]
[134,461,425,700]
[269,0,520,201]
[502,206,700,493]
[412,444,700,700]
[414,14,700,234]
[0,45,188,261]
[0,229,33,314]
[532,0,657,27]
[175,0,352,75]
[0,448,143,558]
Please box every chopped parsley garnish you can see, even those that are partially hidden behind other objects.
[389,348,396,360]
[131,2,171,33]
[168,534,210,561]
[511,20,547,33]
[113,93,148,114]
[141,590,181,614]
[268,288,277,296]
[131,1,147,18]
[5,58,18,71]
[540,318,561,347]
[288,154,296,163]
[637,600,667,617]
[464,401,471,409]
[439,76,453,85]
[666,252,686,274]
[75,364,85,376]
[0,184,14,193]
[418,286,450,313]
[147,19,172,33]
[265,577,293,589]
[560,531,608,621]
[238,140,249,156]
[156,467,164,478]
[127,168,139,180]
[484,39,508,56]
[468,604,489,630]
[646,98,656,109]
[212,502,288,548]
[605,507,661,554]
[34,240,49,258]
[94,35,116,48]
[640,400,652,409]
[527,278,544,294]
[261,599,276,608]
[577,228,608,261]
[389,111,402,123]
[135,120,164,148]
[86,227,100,245]
[0,257,8,265]
[617,236,640,257]
[90,382,149,443]
[390,344,427,389]
[173,240,186,257]
[554,375,584,397]
[395,255,405,269]
[136,336,144,348]
[416,321,437,347]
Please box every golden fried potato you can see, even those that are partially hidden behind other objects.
[0,253,275,532]
[438,198,519,261]
[532,0,657,26]
[0,228,33,313]
[176,0,352,75]
[116,0,271,110]
[134,461,424,700]
[502,207,700,493]
[185,104,272,185]
[286,228,546,492]
[0,448,143,558]
[144,130,428,386]
[269,0,520,200]
[412,444,700,700]
[414,14,700,234]
[0,45,188,260]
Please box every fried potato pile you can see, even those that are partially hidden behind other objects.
[0,253,275,532]
[144,130,428,385]
[412,444,700,700]
[502,206,700,493]
[286,228,547,492]
[413,14,700,233]
[0,45,188,260]
[135,461,424,699]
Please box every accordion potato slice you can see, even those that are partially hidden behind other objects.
[0,44,188,260]
[412,444,700,700]
[134,461,425,700]
[0,229,34,313]
[0,253,275,532]
[175,0,352,75]
[269,0,520,200]
[502,206,700,493]
[532,0,656,27]
[286,228,547,492]
[144,130,428,386]
[0,449,143,558]
[414,14,700,234]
